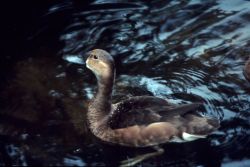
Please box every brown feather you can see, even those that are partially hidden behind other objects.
[111,122,178,147]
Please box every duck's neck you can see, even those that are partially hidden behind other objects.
[95,74,114,112]
[88,70,115,130]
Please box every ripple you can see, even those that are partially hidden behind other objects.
[63,155,86,166]
[216,0,250,13]
[116,75,173,97]
[5,144,27,166]
[222,159,250,167]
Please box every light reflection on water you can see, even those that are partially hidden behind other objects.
[1,0,250,166]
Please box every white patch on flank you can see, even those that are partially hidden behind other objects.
[182,132,206,141]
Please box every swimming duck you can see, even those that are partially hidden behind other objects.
[244,58,250,82]
[86,49,220,165]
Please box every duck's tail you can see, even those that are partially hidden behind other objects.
[181,114,220,141]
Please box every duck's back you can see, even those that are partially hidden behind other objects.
[109,96,200,129]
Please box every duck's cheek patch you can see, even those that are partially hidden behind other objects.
[99,61,109,69]
[98,62,111,76]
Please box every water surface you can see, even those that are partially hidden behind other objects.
[1,0,250,166]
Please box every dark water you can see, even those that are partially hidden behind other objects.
[1,0,250,166]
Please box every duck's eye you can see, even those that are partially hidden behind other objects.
[89,54,98,59]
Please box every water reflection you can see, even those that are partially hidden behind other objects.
[1,0,250,166]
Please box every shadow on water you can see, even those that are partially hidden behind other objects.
[1,0,250,166]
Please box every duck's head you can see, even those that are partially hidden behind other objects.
[86,49,115,78]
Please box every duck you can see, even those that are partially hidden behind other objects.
[86,49,220,166]
[244,58,250,82]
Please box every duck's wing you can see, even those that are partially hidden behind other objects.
[109,96,201,129]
